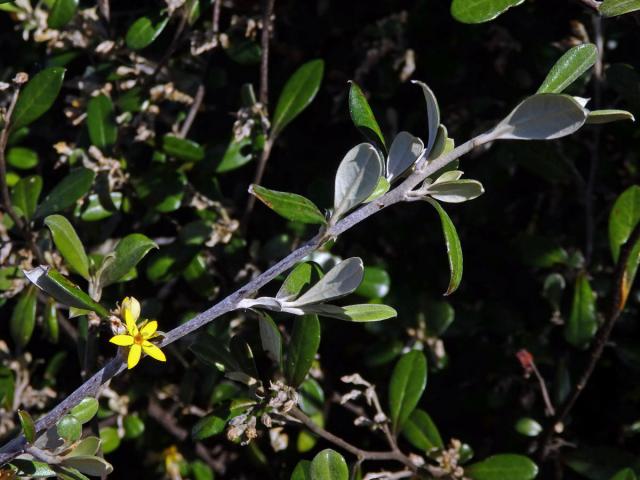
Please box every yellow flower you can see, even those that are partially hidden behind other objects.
[109,297,166,369]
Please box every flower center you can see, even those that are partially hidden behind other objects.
[134,333,144,345]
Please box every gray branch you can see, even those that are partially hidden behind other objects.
[0,130,494,465]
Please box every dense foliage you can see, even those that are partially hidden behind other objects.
[1,0,640,479]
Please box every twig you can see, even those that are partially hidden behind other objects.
[98,0,110,23]
[242,0,276,226]
[0,87,26,233]
[530,363,556,417]
[212,0,221,35]
[179,84,205,138]
[0,81,45,265]
[539,221,640,459]
[0,129,494,464]
[288,407,418,471]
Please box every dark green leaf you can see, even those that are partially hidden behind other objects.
[10,286,37,348]
[7,147,38,169]
[125,15,168,50]
[272,59,324,138]
[285,315,320,388]
[355,266,390,299]
[86,94,117,149]
[44,214,89,279]
[538,44,598,94]
[609,185,640,262]
[348,81,386,150]
[48,0,78,29]
[302,303,397,322]
[277,261,324,301]
[35,168,95,219]
[24,266,108,317]
[610,469,637,480]
[10,459,57,477]
[466,454,538,480]
[249,184,326,225]
[18,409,35,443]
[401,408,443,452]
[162,134,205,162]
[310,449,348,480]
[427,198,463,295]
[389,350,427,432]
[99,233,158,287]
[291,460,312,480]
[451,0,525,23]
[215,137,252,173]
[99,427,120,454]
[11,175,42,220]
[12,67,66,130]
[515,417,543,437]
[564,273,597,348]
[123,414,145,439]
[586,109,635,124]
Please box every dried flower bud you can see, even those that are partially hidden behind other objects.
[13,72,29,85]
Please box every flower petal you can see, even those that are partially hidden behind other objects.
[127,344,142,369]
[122,297,140,334]
[140,320,158,338]
[142,342,166,362]
[110,335,134,346]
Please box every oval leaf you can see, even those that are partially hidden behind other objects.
[11,175,42,220]
[87,94,117,149]
[348,81,386,150]
[466,454,538,480]
[18,410,36,443]
[538,44,598,94]
[35,167,96,219]
[162,134,205,162]
[401,408,443,452]
[12,67,66,130]
[258,312,283,367]
[10,286,37,349]
[291,460,312,480]
[125,15,168,50]
[272,59,324,138]
[333,143,383,220]
[7,147,38,170]
[451,0,525,23]
[99,233,158,287]
[300,303,397,322]
[493,94,587,141]
[310,449,348,480]
[412,81,440,155]
[48,0,78,29]
[586,109,635,124]
[600,0,640,16]
[609,185,640,262]
[45,215,89,280]
[285,315,320,388]
[24,266,109,317]
[70,397,99,424]
[277,262,324,302]
[62,456,113,476]
[57,414,82,442]
[428,179,485,204]
[288,258,363,306]
[387,131,424,181]
[249,184,326,225]
[564,273,597,348]
[389,350,427,432]
[426,198,463,295]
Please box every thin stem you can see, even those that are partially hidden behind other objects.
[0,130,493,465]
[242,0,276,226]
[289,408,417,471]
[539,221,640,459]
[0,87,26,232]
[179,84,205,138]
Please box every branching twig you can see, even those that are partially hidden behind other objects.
[289,407,418,471]
[539,221,640,459]
[0,129,494,464]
